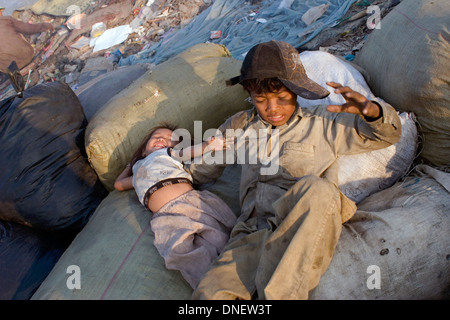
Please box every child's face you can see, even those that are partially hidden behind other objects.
[143,128,176,157]
[250,86,297,127]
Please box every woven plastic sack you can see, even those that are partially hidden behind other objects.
[354,0,450,168]
[310,165,450,299]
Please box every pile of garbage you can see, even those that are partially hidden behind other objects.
[0,0,214,95]
[0,0,400,98]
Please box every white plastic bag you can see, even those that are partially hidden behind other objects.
[302,3,330,26]
[92,25,132,52]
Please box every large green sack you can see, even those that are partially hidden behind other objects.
[85,43,251,191]
[354,0,450,168]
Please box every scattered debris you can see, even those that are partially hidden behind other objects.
[302,0,400,57]
[0,0,402,99]
[210,30,222,39]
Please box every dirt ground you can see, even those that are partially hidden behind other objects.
[0,0,401,98]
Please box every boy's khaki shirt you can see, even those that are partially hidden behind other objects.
[187,102,401,225]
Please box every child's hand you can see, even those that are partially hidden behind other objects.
[114,164,134,191]
[206,135,234,151]
[326,81,381,119]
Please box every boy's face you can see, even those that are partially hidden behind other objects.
[250,86,297,127]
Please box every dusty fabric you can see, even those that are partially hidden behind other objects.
[336,112,417,203]
[151,189,236,289]
[0,16,51,72]
[74,63,150,121]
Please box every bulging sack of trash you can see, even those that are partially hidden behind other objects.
[0,81,107,231]
[337,112,417,203]
[31,189,193,300]
[0,219,70,300]
[298,51,418,203]
[85,43,250,191]
[310,165,450,299]
[354,0,450,168]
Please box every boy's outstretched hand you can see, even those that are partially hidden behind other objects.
[326,81,381,119]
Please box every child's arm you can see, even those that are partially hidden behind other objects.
[114,164,134,191]
[171,136,232,162]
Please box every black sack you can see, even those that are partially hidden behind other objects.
[0,81,107,231]
[0,219,70,300]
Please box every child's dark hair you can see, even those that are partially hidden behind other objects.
[240,78,288,94]
[129,122,179,168]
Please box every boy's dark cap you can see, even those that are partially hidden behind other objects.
[227,40,329,100]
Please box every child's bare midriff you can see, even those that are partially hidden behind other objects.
[147,182,194,213]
